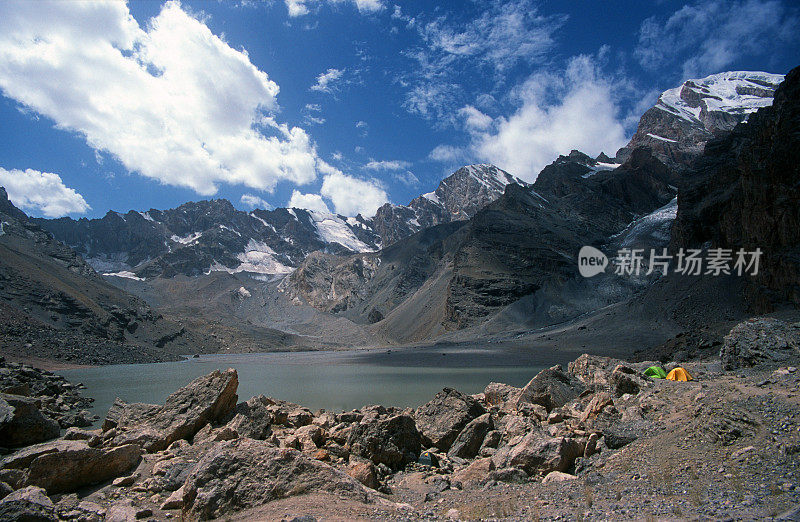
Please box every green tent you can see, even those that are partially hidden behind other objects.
[644,366,667,379]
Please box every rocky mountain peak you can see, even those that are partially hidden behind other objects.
[617,70,784,169]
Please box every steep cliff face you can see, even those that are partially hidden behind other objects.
[616,71,784,170]
[672,65,800,308]
[370,164,526,246]
[0,188,210,364]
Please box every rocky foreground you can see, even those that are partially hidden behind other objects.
[0,317,800,520]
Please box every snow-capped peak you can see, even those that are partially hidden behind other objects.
[657,71,784,123]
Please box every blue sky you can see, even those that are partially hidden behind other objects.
[0,0,797,219]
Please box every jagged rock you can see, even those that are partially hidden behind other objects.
[492,432,586,477]
[567,354,625,387]
[181,438,375,520]
[515,366,585,412]
[0,486,57,521]
[161,485,184,510]
[1,440,87,470]
[0,482,12,499]
[453,457,494,485]
[483,382,521,411]
[609,366,647,397]
[447,413,493,460]
[348,414,420,470]
[0,394,60,448]
[720,318,800,370]
[24,443,141,493]
[105,369,238,452]
[224,395,274,439]
[415,388,485,451]
[104,499,139,522]
[347,461,379,489]
[581,392,615,422]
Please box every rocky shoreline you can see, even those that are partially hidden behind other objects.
[0,316,799,520]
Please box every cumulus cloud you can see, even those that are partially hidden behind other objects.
[288,190,331,213]
[240,193,272,209]
[470,56,628,182]
[635,0,797,79]
[0,167,90,217]
[320,172,388,216]
[310,68,345,93]
[285,0,384,17]
[0,1,326,196]
[364,159,411,171]
[428,144,467,163]
[458,105,493,131]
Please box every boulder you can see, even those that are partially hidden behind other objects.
[515,366,585,412]
[181,438,375,520]
[452,457,494,485]
[347,461,379,489]
[0,394,60,448]
[224,396,274,439]
[542,471,577,483]
[483,382,521,409]
[721,318,800,370]
[104,499,139,522]
[580,392,614,422]
[493,432,586,476]
[415,388,485,451]
[348,414,420,470]
[0,486,57,522]
[609,366,646,397]
[161,485,185,510]
[1,440,86,470]
[24,442,142,493]
[448,413,493,460]
[567,354,625,386]
[105,369,238,452]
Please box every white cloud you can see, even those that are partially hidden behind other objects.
[310,67,345,93]
[0,167,90,218]
[402,1,567,121]
[320,172,388,216]
[288,190,331,213]
[635,0,797,79]
[355,120,368,137]
[331,151,343,161]
[285,0,384,17]
[0,1,326,196]
[240,193,272,209]
[393,171,419,186]
[428,144,467,163]
[458,105,493,131]
[364,159,411,171]
[470,55,628,182]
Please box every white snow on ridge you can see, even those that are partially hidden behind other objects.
[646,133,677,143]
[620,197,678,248]
[171,232,202,245]
[209,239,293,276]
[581,161,621,179]
[309,211,374,252]
[139,211,155,222]
[103,271,145,281]
[657,71,784,123]
[422,191,440,205]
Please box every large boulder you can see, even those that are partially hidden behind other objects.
[24,442,141,493]
[0,394,60,448]
[492,431,586,476]
[483,382,521,409]
[224,395,274,440]
[515,366,585,412]
[1,440,87,470]
[0,486,57,521]
[104,369,238,452]
[609,366,647,397]
[567,354,625,387]
[181,438,375,520]
[720,318,800,370]
[415,388,485,451]
[448,413,493,460]
[347,414,420,470]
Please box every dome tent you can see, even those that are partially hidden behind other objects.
[666,367,693,381]
[644,366,667,379]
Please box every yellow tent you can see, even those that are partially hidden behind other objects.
[666,367,693,381]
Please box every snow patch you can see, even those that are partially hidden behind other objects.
[103,271,144,281]
[139,211,155,222]
[310,211,375,252]
[171,232,202,245]
[646,133,677,143]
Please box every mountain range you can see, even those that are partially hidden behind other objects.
[4,68,798,363]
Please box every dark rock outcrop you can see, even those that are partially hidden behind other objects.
[414,388,485,451]
[671,66,800,308]
[104,369,238,452]
[720,317,800,370]
[181,438,375,520]
[347,414,421,470]
[515,366,585,412]
[0,394,60,448]
[0,485,57,522]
